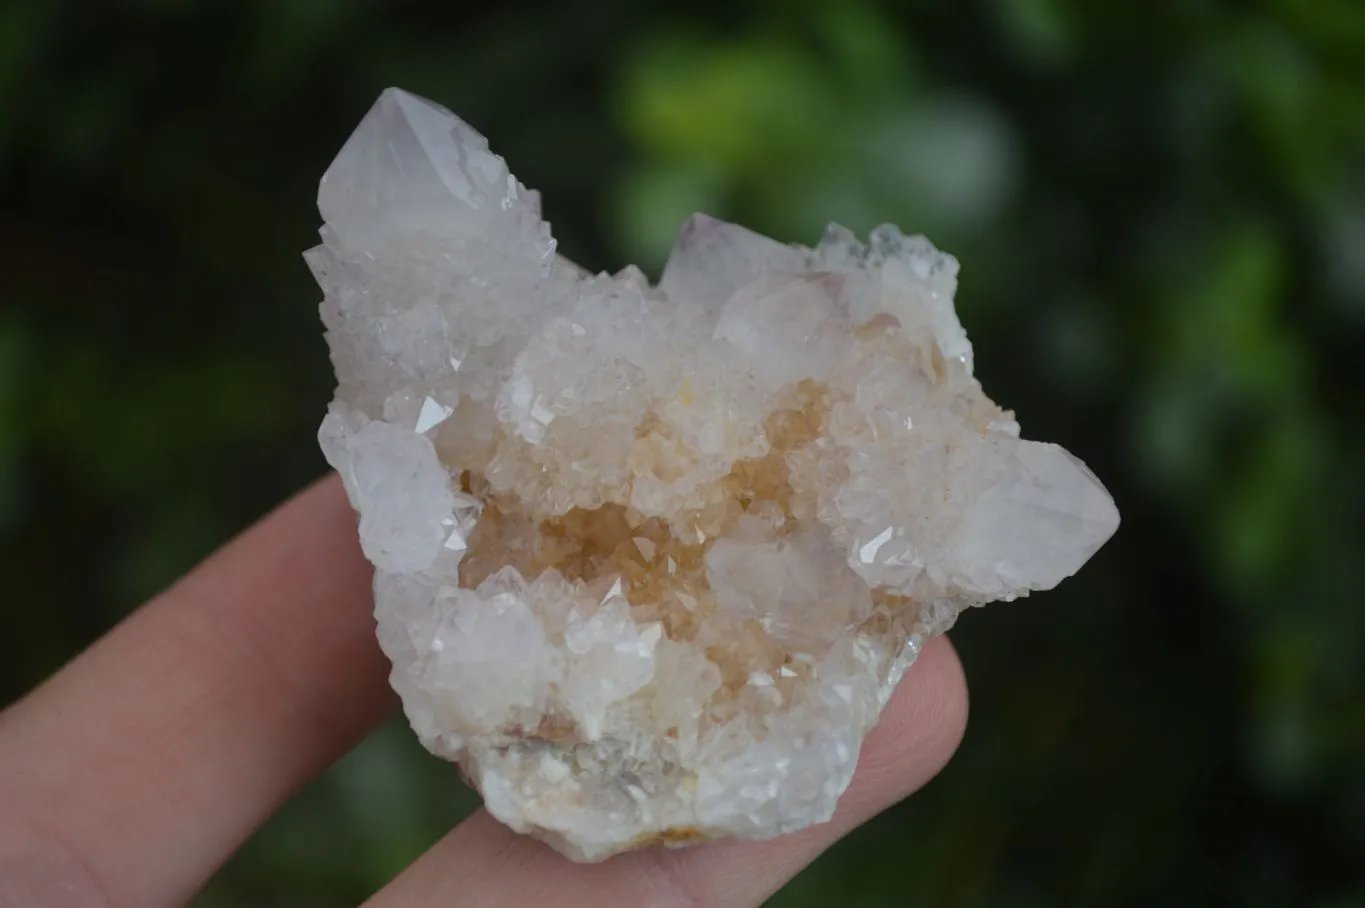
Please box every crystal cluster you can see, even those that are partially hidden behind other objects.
[311,88,1119,861]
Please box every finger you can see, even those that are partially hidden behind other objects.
[365,634,968,908]
[0,475,395,908]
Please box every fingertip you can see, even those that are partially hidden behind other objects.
[909,634,969,767]
[841,635,968,815]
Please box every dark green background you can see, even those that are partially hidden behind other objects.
[2,1,1363,905]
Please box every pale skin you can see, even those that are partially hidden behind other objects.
[0,475,968,907]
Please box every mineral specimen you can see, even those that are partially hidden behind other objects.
[311,88,1119,861]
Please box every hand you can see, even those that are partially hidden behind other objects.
[0,476,967,907]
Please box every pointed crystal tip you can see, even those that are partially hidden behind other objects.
[953,442,1120,593]
[318,87,518,254]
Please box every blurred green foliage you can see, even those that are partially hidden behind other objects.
[2,0,1363,905]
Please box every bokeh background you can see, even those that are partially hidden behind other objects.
[3,0,1364,905]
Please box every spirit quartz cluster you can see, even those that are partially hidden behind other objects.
[311,88,1119,861]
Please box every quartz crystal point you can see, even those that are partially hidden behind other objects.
[311,88,1120,861]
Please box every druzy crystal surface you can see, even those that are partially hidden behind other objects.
[311,88,1119,861]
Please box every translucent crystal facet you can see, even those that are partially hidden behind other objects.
[313,89,1120,861]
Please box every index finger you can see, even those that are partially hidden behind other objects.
[0,476,395,908]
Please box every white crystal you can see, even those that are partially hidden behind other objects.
[712,273,851,390]
[660,212,807,310]
[313,88,1120,862]
[323,417,455,575]
[706,526,871,648]
[414,396,454,434]
[319,88,523,255]
[560,596,659,740]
